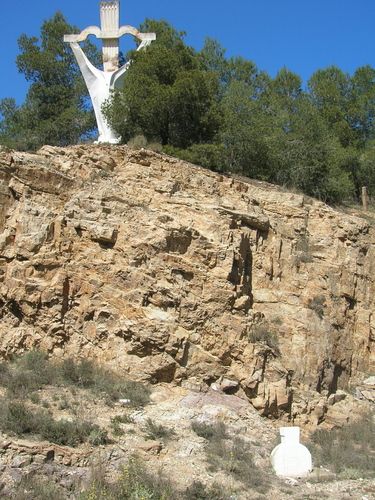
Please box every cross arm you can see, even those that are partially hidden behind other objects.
[64,26,102,43]
[64,25,156,44]
[118,26,156,43]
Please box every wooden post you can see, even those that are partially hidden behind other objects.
[362,186,369,211]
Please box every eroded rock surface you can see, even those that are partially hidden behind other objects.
[0,145,374,422]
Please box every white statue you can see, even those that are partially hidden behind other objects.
[64,1,156,144]
[271,427,312,478]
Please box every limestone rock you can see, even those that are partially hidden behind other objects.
[137,439,163,455]
[11,455,32,468]
[363,376,375,386]
[0,145,374,423]
[327,390,347,406]
[354,375,375,404]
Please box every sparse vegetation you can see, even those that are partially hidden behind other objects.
[29,392,41,404]
[57,396,70,410]
[310,415,375,478]
[114,413,134,425]
[110,414,133,437]
[0,350,150,407]
[79,456,233,500]
[308,295,326,319]
[147,141,163,153]
[0,350,150,448]
[1,350,54,398]
[11,475,66,500]
[110,419,124,437]
[87,427,109,446]
[0,398,107,447]
[79,456,176,499]
[248,324,280,354]
[207,435,269,493]
[127,135,163,153]
[143,417,176,441]
[271,316,283,326]
[59,357,151,406]
[192,420,227,440]
[127,134,148,149]
[192,420,270,493]
[110,413,134,437]
[293,234,313,266]
[184,481,231,499]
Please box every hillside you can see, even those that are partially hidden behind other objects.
[0,144,374,497]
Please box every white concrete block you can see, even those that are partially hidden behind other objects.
[271,426,312,478]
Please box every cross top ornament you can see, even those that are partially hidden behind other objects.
[64,1,156,143]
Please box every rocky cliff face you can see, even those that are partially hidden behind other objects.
[0,145,374,424]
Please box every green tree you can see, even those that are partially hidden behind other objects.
[200,38,269,97]
[358,140,375,196]
[103,20,221,147]
[308,67,353,147]
[349,66,375,145]
[266,70,355,202]
[0,99,25,149]
[0,12,99,151]
[219,80,273,177]
[199,38,227,80]
[219,69,355,202]
[308,65,375,196]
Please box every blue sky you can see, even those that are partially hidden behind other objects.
[1,0,374,104]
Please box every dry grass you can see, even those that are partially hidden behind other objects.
[0,350,150,407]
[0,398,108,447]
[192,420,270,494]
[143,417,176,442]
[79,456,176,499]
[248,324,280,354]
[310,415,375,478]
[79,456,233,500]
[10,475,66,500]
[308,295,326,319]
[0,350,151,447]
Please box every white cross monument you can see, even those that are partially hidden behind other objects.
[64,1,156,144]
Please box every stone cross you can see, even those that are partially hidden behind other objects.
[64,1,156,143]
[100,0,121,72]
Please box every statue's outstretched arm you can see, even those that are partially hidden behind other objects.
[111,62,129,88]
[69,42,103,88]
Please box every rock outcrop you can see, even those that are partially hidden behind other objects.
[0,145,374,422]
